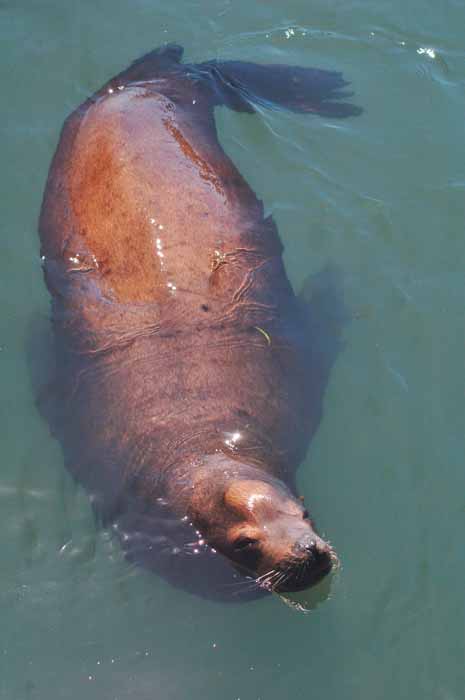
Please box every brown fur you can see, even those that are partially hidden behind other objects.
[38,46,358,598]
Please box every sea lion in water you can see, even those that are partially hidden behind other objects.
[38,45,359,599]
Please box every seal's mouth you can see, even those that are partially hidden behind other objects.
[275,556,333,593]
[256,546,337,594]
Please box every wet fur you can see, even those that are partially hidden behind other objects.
[37,45,358,600]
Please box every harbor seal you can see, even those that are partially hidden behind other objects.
[38,44,359,599]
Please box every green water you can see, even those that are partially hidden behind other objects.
[1,1,464,698]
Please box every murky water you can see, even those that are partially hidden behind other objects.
[1,1,464,698]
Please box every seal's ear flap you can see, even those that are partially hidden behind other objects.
[224,481,250,515]
[224,480,282,517]
[225,481,304,522]
[224,480,264,516]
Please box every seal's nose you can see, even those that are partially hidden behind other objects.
[304,539,318,556]
[294,536,330,561]
[279,535,334,592]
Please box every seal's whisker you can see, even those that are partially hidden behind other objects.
[225,573,274,595]
[230,582,261,597]
[256,572,280,591]
[270,571,288,591]
[255,569,277,585]
[223,576,261,591]
[266,568,286,588]
[262,569,283,587]
[270,572,284,588]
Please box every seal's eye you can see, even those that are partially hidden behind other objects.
[234,536,258,551]
[302,509,309,520]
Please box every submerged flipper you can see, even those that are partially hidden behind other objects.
[299,265,350,441]
[199,59,362,118]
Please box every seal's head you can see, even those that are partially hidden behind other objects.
[222,479,334,592]
[188,463,336,593]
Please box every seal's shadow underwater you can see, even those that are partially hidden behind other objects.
[37,44,361,601]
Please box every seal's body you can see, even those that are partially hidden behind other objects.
[39,45,358,599]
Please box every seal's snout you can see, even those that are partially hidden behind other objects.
[270,534,334,593]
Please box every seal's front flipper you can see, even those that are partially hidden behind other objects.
[200,59,362,118]
[299,264,349,440]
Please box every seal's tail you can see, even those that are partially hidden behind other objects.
[105,43,362,119]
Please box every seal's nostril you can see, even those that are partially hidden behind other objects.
[293,538,320,557]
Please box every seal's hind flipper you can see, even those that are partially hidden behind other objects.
[200,59,362,118]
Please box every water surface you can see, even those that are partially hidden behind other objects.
[1,1,464,698]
